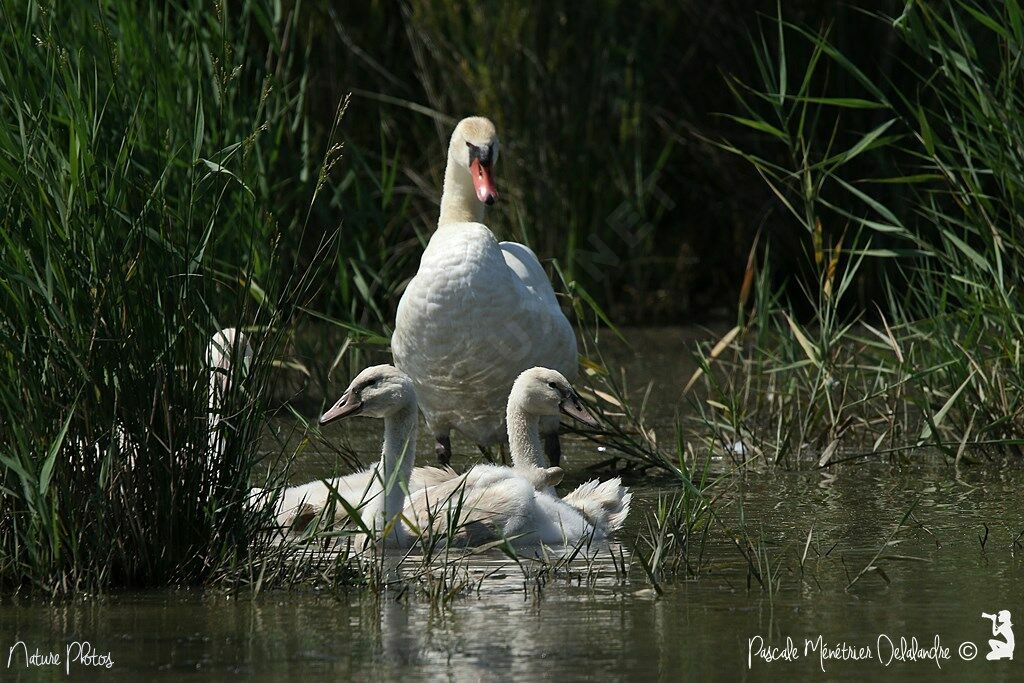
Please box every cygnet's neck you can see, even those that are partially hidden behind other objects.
[506,393,548,470]
[372,403,418,543]
[438,153,485,226]
[207,369,227,454]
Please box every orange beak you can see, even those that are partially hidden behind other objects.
[470,158,498,205]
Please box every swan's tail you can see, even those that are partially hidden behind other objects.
[561,477,631,534]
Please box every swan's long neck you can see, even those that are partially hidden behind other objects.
[370,404,418,543]
[506,395,547,470]
[207,371,226,455]
[438,152,485,226]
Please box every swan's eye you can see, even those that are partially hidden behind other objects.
[466,142,491,166]
[547,381,558,391]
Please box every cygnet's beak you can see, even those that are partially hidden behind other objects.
[319,389,363,426]
[559,390,599,428]
[470,158,498,205]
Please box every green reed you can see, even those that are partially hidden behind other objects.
[0,0,339,593]
[692,0,1024,468]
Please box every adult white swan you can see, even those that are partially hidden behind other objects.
[392,116,577,465]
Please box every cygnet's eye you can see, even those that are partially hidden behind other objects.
[547,381,559,391]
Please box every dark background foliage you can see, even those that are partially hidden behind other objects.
[288,0,910,324]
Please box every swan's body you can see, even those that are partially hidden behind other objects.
[392,116,577,463]
[255,463,457,533]
[405,472,603,547]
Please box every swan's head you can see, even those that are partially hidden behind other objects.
[510,367,599,427]
[450,116,499,205]
[206,328,253,378]
[319,365,416,425]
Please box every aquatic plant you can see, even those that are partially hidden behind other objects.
[701,0,1024,468]
[0,0,337,593]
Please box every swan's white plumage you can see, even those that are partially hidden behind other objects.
[499,241,561,305]
[560,476,632,533]
[262,366,607,547]
[393,223,576,445]
[405,467,605,547]
[392,117,577,447]
[206,328,253,459]
[254,463,459,532]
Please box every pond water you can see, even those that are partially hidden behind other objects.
[4,328,1023,680]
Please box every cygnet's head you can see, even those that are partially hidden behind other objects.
[510,367,598,427]
[449,116,499,205]
[319,365,416,425]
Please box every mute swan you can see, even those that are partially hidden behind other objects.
[407,368,630,540]
[392,116,578,466]
[254,362,455,536]
[504,367,632,532]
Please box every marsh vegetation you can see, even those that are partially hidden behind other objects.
[1,4,1021,660]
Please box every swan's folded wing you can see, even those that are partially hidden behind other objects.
[500,240,579,380]
[404,472,532,544]
[499,241,560,305]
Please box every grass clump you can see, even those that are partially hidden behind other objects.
[0,0,336,594]
[691,0,1024,468]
